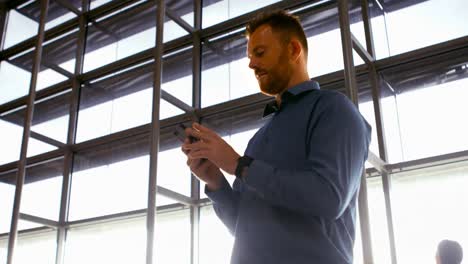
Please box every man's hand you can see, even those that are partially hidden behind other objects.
[182,123,241,175]
[181,136,224,191]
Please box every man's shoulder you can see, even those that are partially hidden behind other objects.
[302,88,351,107]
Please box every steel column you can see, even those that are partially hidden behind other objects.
[147,0,165,263]
[338,0,374,263]
[190,2,202,264]
[54,0,89,263]
[360,0,398,262]
[6,1,49,263]
[0,4,7,51]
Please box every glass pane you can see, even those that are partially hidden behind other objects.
[303,6,345,78]
[357,76,379,162]
[0,180,15,234]
[70,133,180,221]
[76,57,188,143]
[202,0,280,28]
[70,151,151,220]
[164,15,190,43]
[20,158,64,223]
[382,60,468,162]
[30,90,71,144]
[1,105,58,166]
[201,33,258,107]
[65,217,146,264]
[45,0,78,30]
[368,0,390,59]
[157,147,191,197]
[153,210,191,264]
[367,176,392,264]
[13,231,57,264]
[76,70,154,142]
[0,107,24,165]
[90,0,113,10]
[385,0,468,56]
[0,238,6,262]
[167,0,194,28]
[200,205,234,264]
[37,28,78,90]
[380,83,403,163]
[65,210,190,264]
[83,3,156,72]
[0,49,34,105]
[392,161,468,263]
[3,8,38,49]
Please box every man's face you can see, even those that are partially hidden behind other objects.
[247,24,292,96]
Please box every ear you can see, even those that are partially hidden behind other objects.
[288,39,303,62]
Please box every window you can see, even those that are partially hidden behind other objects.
[392,161,468,263]
[382,62,468,162]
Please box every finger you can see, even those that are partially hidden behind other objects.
[182,146,190,155]
[193,122,216,137]
[183,140,208,151]
[184,127,207,142]
[188,149,208,159]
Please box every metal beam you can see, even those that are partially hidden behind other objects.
[338,1,374,263]
[55,1,89,262]
[166,7,194,34]
[351,32,375,65]
[65,203,188,229]
[338,0,359,104]
[0,4,7,51]
[19,213,59,228]
[55,0,81,16]
[7,1,49,263]
[367,150,388,173]
[157,186,195,206]
[161,89,194,112]
[190,2,202,263]
[146,0,165,263]
[360,0,376,57]
[387,149,468,174]
[0,116,65,148]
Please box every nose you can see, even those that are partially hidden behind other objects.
[248,57,257,70]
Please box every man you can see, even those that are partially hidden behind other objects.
[182,10,371,264]
[436,240,463,264]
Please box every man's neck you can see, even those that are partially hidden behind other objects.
[275,74,310,106]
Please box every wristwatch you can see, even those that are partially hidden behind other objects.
[235,156,253,179]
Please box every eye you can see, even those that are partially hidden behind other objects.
[255,49,265,57]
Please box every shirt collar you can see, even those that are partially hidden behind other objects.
[263,80,320,118]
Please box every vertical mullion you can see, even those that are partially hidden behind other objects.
[6,1,49,264]
[338,0,358,104]
[338,0,374,263]
[190,1,202,264]
[361,0,398,262]
[0,4,7,51]
[360,0,376,57]
[147,0,165,263]
[55,1,88,263]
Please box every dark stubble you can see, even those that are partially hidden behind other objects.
[259,48,292,96]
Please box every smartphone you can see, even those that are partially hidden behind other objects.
[174,124,198,143]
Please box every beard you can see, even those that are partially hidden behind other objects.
[257,51,292,96]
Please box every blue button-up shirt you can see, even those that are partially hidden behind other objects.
[206,80,371,264]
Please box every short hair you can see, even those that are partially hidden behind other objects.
[437,240,463,264]
[246,10,308,56]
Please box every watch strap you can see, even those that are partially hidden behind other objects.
[235,156,253,179]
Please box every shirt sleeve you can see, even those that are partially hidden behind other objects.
[243,92,371,219]
[205,176,240,235]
